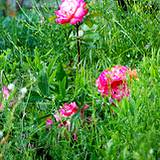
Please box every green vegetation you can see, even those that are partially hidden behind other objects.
[0,0,160,159]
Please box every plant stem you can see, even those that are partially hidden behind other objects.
[3,71,9,84]
[76,24,81,63]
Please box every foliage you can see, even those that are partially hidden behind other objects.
[0,0,160,159]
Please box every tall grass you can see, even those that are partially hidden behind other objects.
[0,0,160,159]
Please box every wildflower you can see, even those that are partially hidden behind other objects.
[96,65,136,101]
[96,69,111,96]
[58,120,71,131]
[2,86,10,99]
[59,102,78,117]
[0,103,3,111]
[128,68,139,80]
[78,30,84,37]
[73,133,78,141]
[46,118,53,128]
[55,0,88,25]
[82,104,89,110]
[80,104,89,119]
[54,102,78,130]
[0,131,3,139]
[2,83,15,100]
[19,87,27,99]
[7,83,15,91]
[54,112,61,122]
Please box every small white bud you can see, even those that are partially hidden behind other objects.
[0,131,3,138]
[8,83,15,91]
[149,148,154,154]
[78,30,84,37]
[19,87,27,99]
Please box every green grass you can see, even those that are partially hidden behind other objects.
[0,0,160,159]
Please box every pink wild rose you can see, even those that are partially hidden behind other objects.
[54,102,78,121]
[53,102,78,130]
[59,102,78,117]
[96,65,130,101]
[55,0,88,25]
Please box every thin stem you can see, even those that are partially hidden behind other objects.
[76,24,81,63]
[3,71,9,84]
[1,70,9,85]
[56,0,59,8]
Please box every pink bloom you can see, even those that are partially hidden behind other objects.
[0,103,3,111]
[111,66,128,82]
[80,104,89,119]
[2,86,10,99]
[96,65,130,101]
[54,112,61,122]
[73,133,78,141]
[58,120,71,131]
[54,102,78,130]
[82,104,89,111]
[55,0,88,25]
[96,70,111,96]
[46,118,53,127]
[111,80,129,101]
[59,102,78,117]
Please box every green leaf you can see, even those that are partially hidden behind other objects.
[85,18,93,28]
[38,68,49,96]
[58,77,67,100]
[129,98,136,115]
[56,63,67,82]
[29,91,44,102]
[111,106,120,114]
[34,48,42,71]
[47,55,59,76]
[0,54,5,69]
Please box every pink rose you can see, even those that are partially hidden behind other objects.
[96,70,111,96]
[53,102,78,130]
[111,80,129,101]
[59,102,78,117]
[96,65,130,101]
[54,102,78,120]
[55,0,88,25]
